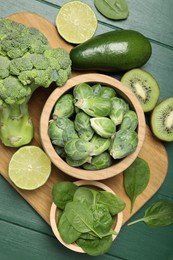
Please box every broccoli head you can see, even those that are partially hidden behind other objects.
[0,18,72,147]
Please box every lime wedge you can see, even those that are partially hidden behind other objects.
[56,1,97,44]
[8,146,51,190]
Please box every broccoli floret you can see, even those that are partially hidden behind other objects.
[0,18,71,147]
[56,68,71,87]
[0,76,31,105]
[44,48,72,86]
[18,68,53,88]
[0,19,49,59]
[10,54,33,75]
[0,56,10,78]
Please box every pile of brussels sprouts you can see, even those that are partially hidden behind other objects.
[48,82,139,170]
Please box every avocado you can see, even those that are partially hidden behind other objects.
[70,30,152,72]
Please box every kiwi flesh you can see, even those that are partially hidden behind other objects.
[151,97,173,142]
[121,69,160,112]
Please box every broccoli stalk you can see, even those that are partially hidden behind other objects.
[0,76,33,147]
[0,18,71,147]
[0,101,33,147]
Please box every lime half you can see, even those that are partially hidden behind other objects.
[56,1,97,44]
[8,146,51,190]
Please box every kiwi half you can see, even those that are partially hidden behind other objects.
[151,97,173,142]
[121,69,160,112]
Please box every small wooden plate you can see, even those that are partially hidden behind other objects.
[50,180,123,253]
[40,73,146,180]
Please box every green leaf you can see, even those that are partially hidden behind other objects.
[128,199,173,227]
[94,0,129,20]
[73,186,97,206]
[91,203,114,235]
[51,181,78,209]
[65,201,101,238]
[58,212,81,244]
[76,234,113,256]
[97,190,126,215]
[124,157,150,212]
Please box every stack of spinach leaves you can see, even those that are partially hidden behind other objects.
[52,181,125,256]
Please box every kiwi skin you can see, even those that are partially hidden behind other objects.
[151,97,173,142]
[121,69,160,112]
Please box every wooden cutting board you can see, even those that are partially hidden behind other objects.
[0,12,168,225]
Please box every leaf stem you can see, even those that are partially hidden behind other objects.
[127,218,143,226]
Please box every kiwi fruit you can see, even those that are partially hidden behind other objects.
[121,69,160,112]
[151,97,173,142]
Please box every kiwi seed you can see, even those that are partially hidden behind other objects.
[121,68,160,112]
[151,97,173,142]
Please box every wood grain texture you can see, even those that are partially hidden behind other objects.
[0,13,168,227]
[49,0,173,46]
[1,0,173,47]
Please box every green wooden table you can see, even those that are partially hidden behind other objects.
[0,1,173,259]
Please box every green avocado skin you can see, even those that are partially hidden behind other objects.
[70,30,152,72]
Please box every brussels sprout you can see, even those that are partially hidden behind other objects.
[109,97,129,125]
[74,112,94,141]
[90,117,116,138]
[91,83,102,96]
[82,152,113,170]
[54,145,66,158]
[66,155,92,167]
[120,110,138,131]
[101,86,117,99]
[73,83,92,101]
[64,138,94,161]
[53,94,74,119]
[56,117,78,142]
[90,134,111,156]
[110,129,138,159]
[75,97,112,117]
[48,120,64,147]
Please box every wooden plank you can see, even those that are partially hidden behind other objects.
[0,220,122,260]
[49,0,173,47]
[0,0,173,47]
[0,13,168,226]
[110,197,173,260]
[1,195,173,260]
[0,176,52,235]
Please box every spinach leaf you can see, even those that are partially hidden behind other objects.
[91,203,114,236]
[73,186,98,206]
[52,181,78,209]
[79,231,98,240]
[124,157,150,212]
[65,201,102,238]
[58,212,81,244]
[53,182,126,255]
[94,0,129,20]
[128,199,173,227]
[97,190,126,215]
[76,235,113,256]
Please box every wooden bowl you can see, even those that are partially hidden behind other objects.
[40,73,146,180]
[50,180,123,253]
